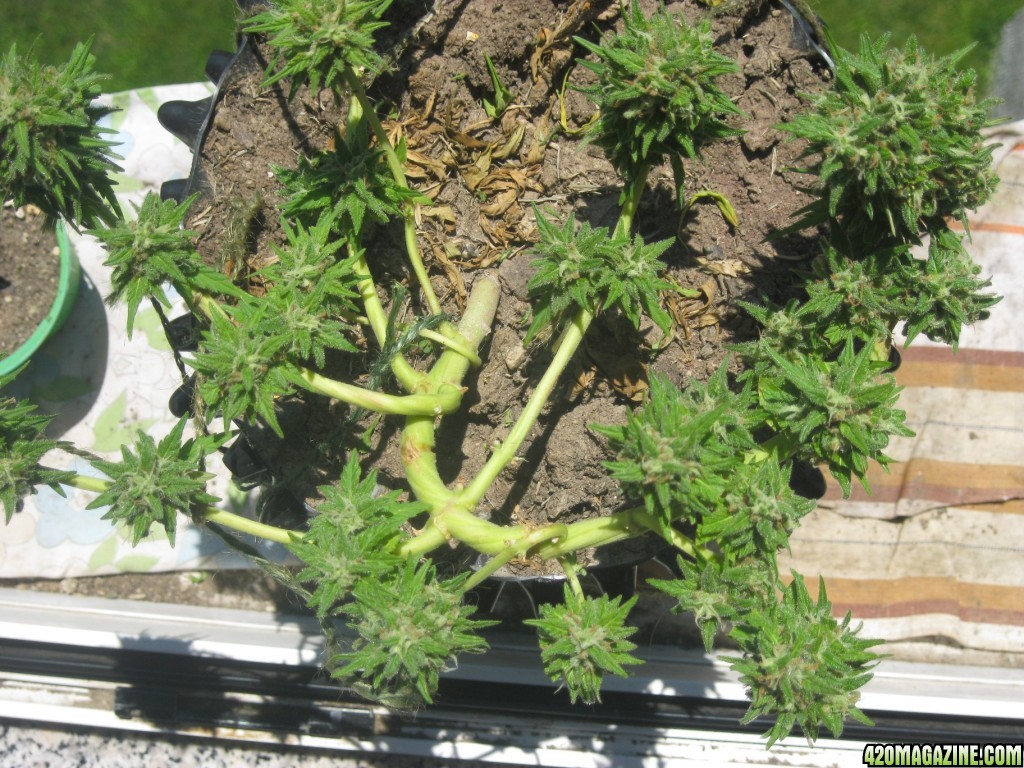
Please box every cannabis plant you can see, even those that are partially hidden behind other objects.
[0,0,1002,748]
[0,39,122,230]
[781,34,998,246]
[775,32,1001,357]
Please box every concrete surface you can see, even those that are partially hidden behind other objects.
[991,7,1024,120]
[0,721,511,767]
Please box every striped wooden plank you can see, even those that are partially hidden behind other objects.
[784,508,1023,586]
[951,219,1024,236]
[823,459,1024,506]
[896,347,1024,392]
[783,575,1024,627]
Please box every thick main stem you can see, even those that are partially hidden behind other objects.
[616,164,650,237]
[402,162,659,563]
[631,509,709,561]
[465,523,570,590]
[397,276,501,528]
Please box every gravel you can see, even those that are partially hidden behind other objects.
[0,721,514,768]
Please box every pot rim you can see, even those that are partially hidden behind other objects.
[0,221,81,378]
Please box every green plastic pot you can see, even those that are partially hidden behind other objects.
[0,222,81,377]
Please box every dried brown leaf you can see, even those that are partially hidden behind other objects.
[480,188,519,217]
[694,256,749,277]
[587,346,649,402]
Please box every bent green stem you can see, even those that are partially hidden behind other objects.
[616,164,651,238]
[458,305,594,509]
[347,242,424,393]
[559,556,585,599]
[397,500,709,571]
[403,160,660,560]
[66,474,110,495]
[745,431,800,466]
[397,501,648,564]
[464,523,570,590]
[395,516,449,557]
[344,68,441,316]
[530,507,648,560]
[426,276,500,390]
[418,328,482,367]
[202,508,297,545]
[294,365,462,415]
[632,509,710,561]
[399,275,502,521]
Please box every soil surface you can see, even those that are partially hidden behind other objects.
[178,0,831,577]
[0,205,62,360]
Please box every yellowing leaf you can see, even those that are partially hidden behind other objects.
[587,347,649,402]
[685,190,740,229]
[492,124,525,160]
[421,205,457,223]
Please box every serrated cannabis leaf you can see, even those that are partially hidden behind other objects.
[649,555,772,653]
[593,367,755,528]
[525,586,642,705]
[243,0,393,97]
[190,301,298,437]
[86,417,226,546]
[331,563,495,707]
[0,368,76,521]
[900,229,1001,349]
[0,39,121,230]
[755,342,913,496]
[725,574,884,747]
[277,124,426,238]
[289,454,423,619]
[575,6,741,177]
[525,208,674,342]
[780,33,999,243]
[94,192,244,336]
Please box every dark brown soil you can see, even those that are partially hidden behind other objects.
[180,0,831,576]
[0,205,62,360]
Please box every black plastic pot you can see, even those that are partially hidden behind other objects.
[155,0,834,590]
[157,4,309,510]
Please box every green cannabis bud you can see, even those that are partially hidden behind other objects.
[781,34,999,244]
[0,39,121,229]
[575,5,741,177]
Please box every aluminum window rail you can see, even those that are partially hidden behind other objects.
[0,587,1020,765]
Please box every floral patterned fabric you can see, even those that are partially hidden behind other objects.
[1,84,291,578]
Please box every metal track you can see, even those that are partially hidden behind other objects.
[0,588,1020,764]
